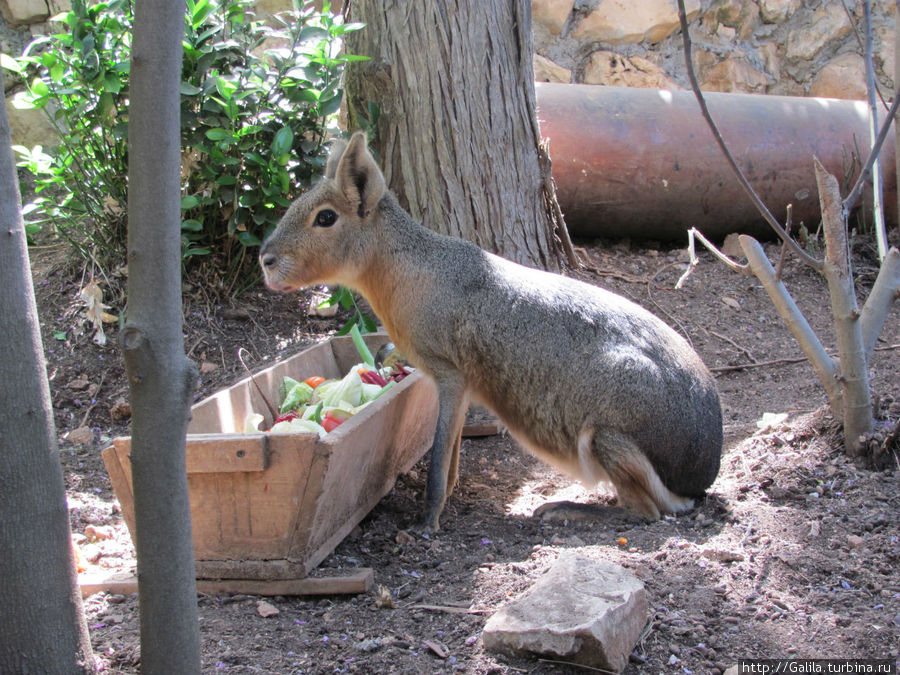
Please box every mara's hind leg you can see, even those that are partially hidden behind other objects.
[591,429,695,519]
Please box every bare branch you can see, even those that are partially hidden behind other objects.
[843,79,900,214]
[676,227,748,289]
[738,235,842,416]
[863,0,889,262]
[842,0,890,111]
[860,246,900,362]
[674,0,824,271]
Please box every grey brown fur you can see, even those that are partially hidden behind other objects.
[260,132,723,531]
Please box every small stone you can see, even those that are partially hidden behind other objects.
[583,50,679,89]
[256,600,279,618]
[534,54,572,83]
[572,0,701,45]
[67,377,90,391]
[846,534,865,550]
[65,426,94,446]
[532,0,574,37]
[199,361,218,374]
[808,53,866,100]
[84,525,114,542]
[701,548,745,563]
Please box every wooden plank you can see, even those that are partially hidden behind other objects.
[462,421,505,437]
[79,572,138,597]
[195,569,374,596]
[102,442,136,538]
[330,331,389,372]
[195,558,308,581]
[298,372,438,572]
[79,569,374,597]
[184,433,268,474]
[188,339,340,434]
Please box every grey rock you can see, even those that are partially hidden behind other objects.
[482,552,648,672]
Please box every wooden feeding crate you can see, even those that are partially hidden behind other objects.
[101,332,438,595]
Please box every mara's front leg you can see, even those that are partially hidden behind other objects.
[422,371,469,532]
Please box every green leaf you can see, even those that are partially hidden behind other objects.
[215,76,237,100]
[53,330,67,341]
[336,54,371,63]
[181,195,201,209]
[30,78,49,98]
[271,125,294,156]
[103,72,123,93]
[318,93,342,117]
[236,230,261,247]
[180,81,202,95]
[181,219,203,232]
[0,53,24,74]
[205,128,232,141]
[298,25,329,42]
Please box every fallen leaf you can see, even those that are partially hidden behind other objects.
[721,296,741,311]
[375,585,394,609]
[80,281,112,346]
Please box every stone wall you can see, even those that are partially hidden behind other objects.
[533,0,896,101]
[2,0,896,148]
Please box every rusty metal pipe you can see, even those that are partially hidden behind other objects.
[536,82,896,241]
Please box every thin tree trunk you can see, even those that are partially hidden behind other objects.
[814,159,873,454]
[343,0,572,271]
[0,76,95,674]
[894,0,900,231]
[125,1,201,671]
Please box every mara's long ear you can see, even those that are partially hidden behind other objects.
[335,131,386,218]
[324,138,347,179]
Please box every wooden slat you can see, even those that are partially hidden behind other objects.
[102,443,136,538]
[185,433,268,474]
[195,558,308,581]
[80,569,374,597]
[79,572,138,597]
[329,331,390,372]
[196,569,374,596]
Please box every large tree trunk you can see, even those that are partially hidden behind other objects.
[0,77,95,673]
[125,0,201,671]
[343,0,573,271]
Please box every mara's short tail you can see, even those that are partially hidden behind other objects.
[580,427,696,519]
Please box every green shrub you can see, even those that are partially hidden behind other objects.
[3,0,364,288]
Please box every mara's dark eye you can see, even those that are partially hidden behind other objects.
[314,209,337,227]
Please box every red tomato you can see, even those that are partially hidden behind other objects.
[304,376,326,389]
[321,410,352,433]
[321,414,342,432]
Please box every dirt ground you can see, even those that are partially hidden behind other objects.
[35,232,899,674]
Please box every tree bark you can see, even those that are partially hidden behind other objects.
[0,76,95,674]
[125,1,201,672]
[343,0,572,271]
